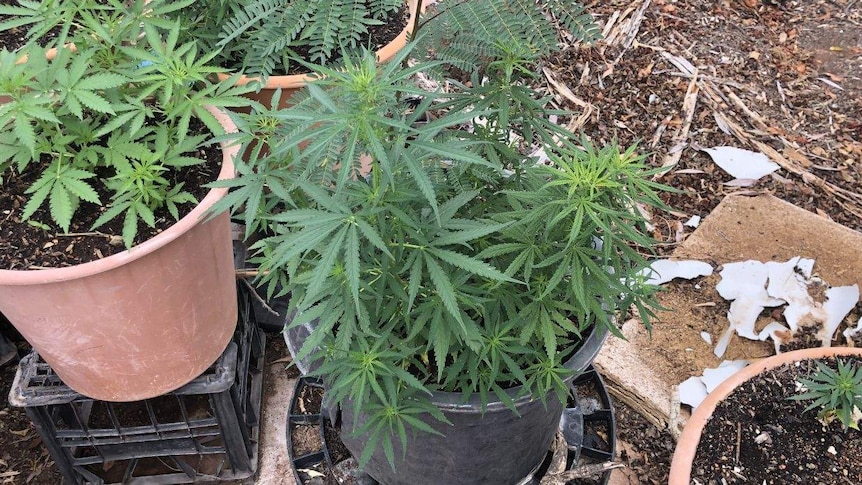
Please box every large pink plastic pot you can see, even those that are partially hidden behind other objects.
[669,346,862,484]
[0,106,240,402]
[217,0,419,110]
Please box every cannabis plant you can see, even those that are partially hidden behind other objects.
[214,38,667,466]
[792,358,862,430]
[175,0,406,78]
[0,0,251,248]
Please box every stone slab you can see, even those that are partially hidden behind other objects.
[256,351,297,484]
[594,194,862,434]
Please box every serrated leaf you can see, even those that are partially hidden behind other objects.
[12,115,35,153]
[77,73,128,90]
[60,177,100,205]
[122,205,138,248]
[49,184,72,233]
[94,110,137,138]
[427,247,516,282]
[346,225,361,313]
[20,178,52,222]
[73,90,115,115]
[432,222,510,247]
[137,203,156,227]
[423,253,462,324]
[354,217,392,258]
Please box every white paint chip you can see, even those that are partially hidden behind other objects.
[842,317,862,342]
[713,261,784,357]
[820,285,860,346]
[758,321,791,354]
[702,360,749,393]
[684,215,702,228]
[710,257,860,355]
[700,331,712,345]
[678,360,749,409]
[765,257,815,332]
[679,376,709,409]
[642,260,713,286]
[700,146,780,180]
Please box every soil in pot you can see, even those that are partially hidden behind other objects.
[0,119,223,269]
[691,356,862,484]
[0,0,69,51]
[292,424,324,457]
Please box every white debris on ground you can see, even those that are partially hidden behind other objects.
[684,215,701,228]
[641,259,714,286]
[699,146,780,181]
[713,261,786,357]
[643,255,861,410]
[679,360,749,408]
[843,317,862,343]
[710,257,859,357]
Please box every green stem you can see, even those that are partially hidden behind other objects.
[389,242,424,250]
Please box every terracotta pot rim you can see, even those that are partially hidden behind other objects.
[216,0,418,90]
[668,346,862,485]
[0,106,239,285]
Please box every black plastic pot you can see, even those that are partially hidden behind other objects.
[340,324,610,485]
[288,365,616,485]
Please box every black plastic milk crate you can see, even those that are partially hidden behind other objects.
[8,284,265,485]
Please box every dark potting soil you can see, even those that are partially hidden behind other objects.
[691,356,862,484]
[296,383,324,415]
[0,120,223,270]
[0,0,73,51]
[224,3,409,75]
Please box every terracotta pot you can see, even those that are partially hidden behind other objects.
[669,346,862,484]
[0,106,240,402]
[217,0,419,110]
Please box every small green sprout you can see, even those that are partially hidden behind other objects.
[790,358,862,430]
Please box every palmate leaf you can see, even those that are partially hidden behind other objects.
[13,115,36,154]
[21,163,100,232]
[122,204,138,248]
[423,253,461,323]
[304,225,348,304]
[431,221,510,247]
[426,247,516,283]
[346,225,361,313]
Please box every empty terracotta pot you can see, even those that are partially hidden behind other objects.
[669,346,862,484]
[217,0,419,110]
[0,106,240,402]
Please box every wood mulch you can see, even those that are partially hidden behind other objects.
[543,0,861,254]
[537,0,861,483]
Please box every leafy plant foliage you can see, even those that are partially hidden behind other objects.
[417,0,601,74]
[0,0,252,247]
[176,0,404,78]
[792,358,862,430]
[214,37,669,466]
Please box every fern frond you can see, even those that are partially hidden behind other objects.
[217,0,284,47]
[544,0,602,43]
[418,0,601,78]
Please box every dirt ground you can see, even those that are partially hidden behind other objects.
[1,0,861,483]
[0,345,60,484]
[546,0,861,482]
